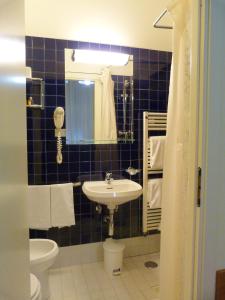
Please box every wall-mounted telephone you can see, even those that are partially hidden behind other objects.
[54,107,65,164]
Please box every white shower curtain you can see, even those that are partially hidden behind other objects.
[98,67,117,143]
[160,0,197,299]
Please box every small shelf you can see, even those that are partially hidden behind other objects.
[148,169,163,175]
[26,77,43,82]
[26,104,43,109]
[26,76,45,110]
[73,182,81,187]
[117,138,135,143]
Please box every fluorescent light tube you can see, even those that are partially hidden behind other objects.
[74,49,129,66]
[78,80,94,86]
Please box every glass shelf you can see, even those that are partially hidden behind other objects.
[26,104,43,109]
[26,77,45,110]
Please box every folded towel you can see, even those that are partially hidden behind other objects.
[147,179,163,209]
[149,136,166,170]
[50,183,75,227]
[27,185,51,230]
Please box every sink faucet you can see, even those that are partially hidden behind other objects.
[105,172,113,185]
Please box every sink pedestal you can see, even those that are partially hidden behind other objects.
[108,209,115,236]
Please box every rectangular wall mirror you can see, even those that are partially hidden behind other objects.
[65,48,134,144]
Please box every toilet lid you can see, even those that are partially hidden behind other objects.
[30,273,40,299]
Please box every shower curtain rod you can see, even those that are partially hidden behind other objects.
[153,9,173,30]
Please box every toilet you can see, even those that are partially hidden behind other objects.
[30,273,41,300]
[30,239,59,300]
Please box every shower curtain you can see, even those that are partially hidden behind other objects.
[160,0,197,299]
[98,67,117,143]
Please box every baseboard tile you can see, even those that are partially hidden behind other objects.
[52,234,160,269]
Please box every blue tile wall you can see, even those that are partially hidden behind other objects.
[26,36,172,247]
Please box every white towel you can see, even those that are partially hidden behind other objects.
[50,183,75,227]
[27,185,51,230]
[149,136,166,170]
[147,179,163,209]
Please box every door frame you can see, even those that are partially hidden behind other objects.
[195,0,225,298]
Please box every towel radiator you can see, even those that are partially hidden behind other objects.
[143,112,167,234]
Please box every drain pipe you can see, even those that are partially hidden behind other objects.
[108,209,114,236]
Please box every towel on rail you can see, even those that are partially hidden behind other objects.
[149,136,166,170]
[50,183,75,227]
[147,178,163,209]
[27,185,51,230]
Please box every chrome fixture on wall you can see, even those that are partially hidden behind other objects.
[130,78,134,141]
[125,167,141,176]
[53,107,65,164]
[153,9,173,30]
[118,78,134,142]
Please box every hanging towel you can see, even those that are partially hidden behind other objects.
[27,185,51,230]
[149,136,166,170]
[147,179,163,209]
[50,183,75,227]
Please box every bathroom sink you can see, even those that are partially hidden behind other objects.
[82,179,142,209]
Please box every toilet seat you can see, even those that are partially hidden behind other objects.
[30,273,41,300]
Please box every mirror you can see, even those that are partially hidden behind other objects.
[65,48,134,144]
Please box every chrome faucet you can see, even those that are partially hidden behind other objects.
[105,172,113,185]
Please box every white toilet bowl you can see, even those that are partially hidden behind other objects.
[30,273,41,300]
[30,239,59,300]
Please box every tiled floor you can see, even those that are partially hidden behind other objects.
[49,253,160,300]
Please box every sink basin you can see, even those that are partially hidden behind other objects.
[82,179,142,209]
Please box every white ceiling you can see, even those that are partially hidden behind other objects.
[25,0,172,51]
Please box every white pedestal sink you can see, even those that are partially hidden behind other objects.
[82,179,142,236]
[83,179,142,276]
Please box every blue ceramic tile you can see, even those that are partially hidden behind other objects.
[56,96,65,107]
[78,41,90,49]
[89,43,100,50]
[44,72,57,80]
[33,49,44,60]
[56,62,64,73]
[56,39,68,51]
[45,84,57,95]
[45,49,56,61]
[32,60,44,72]
[45,61,56,73]
[150,50,159,62]
[26,48,33,60]
[33,37,44,49]
[26,35,171,247]
[56,51,64,62]
[26,36,32,48]
[99,44,110,51]
[140,48,149,62]
[45,38,56,50]
[68,40,78,49]
[110,45,121,53]
[57,85,65,96]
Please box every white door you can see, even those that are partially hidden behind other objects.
[196,0,225,299]
[0,0,30,299]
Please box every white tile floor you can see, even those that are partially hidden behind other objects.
[49,252,160,300]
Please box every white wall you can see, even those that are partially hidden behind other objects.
[25,0,172,51]
[0,0,30,299]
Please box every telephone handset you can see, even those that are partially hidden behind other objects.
[54,107,65,164]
